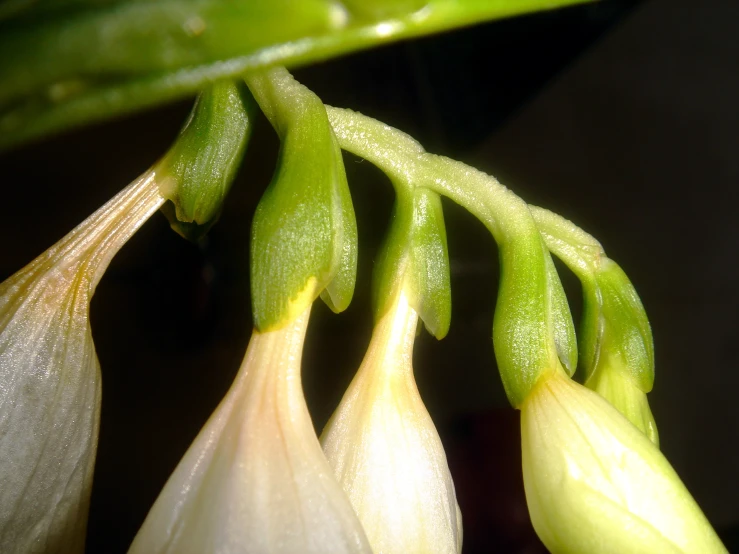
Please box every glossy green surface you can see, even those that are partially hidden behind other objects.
[156,80,256,240]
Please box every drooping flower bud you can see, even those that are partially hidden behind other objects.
[156,79,256,241]
[129,305,372,554]
[0,172,164,553]
[246,67,357,331]
[580,258,658,444]
[321,291,462,554]
[529,206,658,444]
[586,357,659,447]
[521,370,727,554]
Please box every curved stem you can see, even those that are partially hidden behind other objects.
[326,106,576,407]
[326,106,611,286]
[528,206,605,280]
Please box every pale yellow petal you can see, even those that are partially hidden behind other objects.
[521,372,726,554]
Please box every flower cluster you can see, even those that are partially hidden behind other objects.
[0,68,726,554]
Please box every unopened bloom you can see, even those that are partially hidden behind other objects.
[0,172,164,553]
[580,258,659,445]
[129,305,371,554]
[586,359,659,446]
[521,370,726,554]
[321,291,462,554]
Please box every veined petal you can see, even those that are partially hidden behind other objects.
[129,305,372,554]
[521,371,726,554]
[321,291,462,554]
[0,172,164,553]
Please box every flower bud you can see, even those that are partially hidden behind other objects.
[587,363,658,446]
[372,186,451,339]
[129,305,372,554]
[521,370,726,554]
[321,291,462,554]
[247,68,357,331]
[0,172,164,552]
[156,80,255,241]
[580,259,658,443]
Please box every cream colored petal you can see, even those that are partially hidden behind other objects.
[0,172,163,553]
[129,305,372,554]
[521,372,726,554]
[321,292,462,554]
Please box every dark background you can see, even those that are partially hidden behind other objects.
[1,0,737,551]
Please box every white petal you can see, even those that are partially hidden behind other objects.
[322,292,462,554]
[129,305,372,554]
[0,172,163,553]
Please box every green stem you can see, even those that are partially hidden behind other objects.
[528,205,604,280]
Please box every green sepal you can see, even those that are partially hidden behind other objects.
[544,246,578,375]
[155,80,255,238]
[320,132,358,314]
[248,69,357,331]
[494,234,577,407]
[373,186,451,339]
[580,258,658,443]
[580,258,654,392]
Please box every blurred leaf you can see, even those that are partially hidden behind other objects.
[0,0,591,150]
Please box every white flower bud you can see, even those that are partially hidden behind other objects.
[321,291,462,554]
[129,305,372,554]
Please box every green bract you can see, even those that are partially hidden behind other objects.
[0,0,591,151]
[579,259,657,443]
[373,187,451,339]
[544,243,579,376]
[156,80,256,240]
[247,68,357,331]
[580,259,654,392]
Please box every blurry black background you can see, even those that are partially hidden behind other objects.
[1,0,738,551]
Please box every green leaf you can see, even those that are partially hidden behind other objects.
[156,80,256,240]
[0,0,592,151]
[247,68,357,330]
